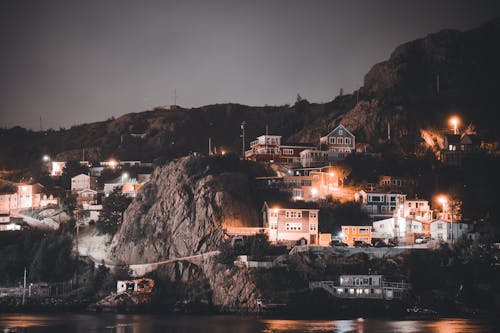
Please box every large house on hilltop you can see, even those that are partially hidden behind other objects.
[320,124,355,153]
[300,125,356,167]
[245,134,315,164]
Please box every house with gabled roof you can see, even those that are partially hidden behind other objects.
[320,124,356,153]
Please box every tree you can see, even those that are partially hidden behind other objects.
[333,164,352,187]
[30,234,76,282]
[97,188,132,234]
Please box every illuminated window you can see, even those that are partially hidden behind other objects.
[285,211,302,218]
[285,222,302,231]
[310,223,316,231]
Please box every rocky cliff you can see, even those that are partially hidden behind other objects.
[111,155,260,264]
[110,154,264,311]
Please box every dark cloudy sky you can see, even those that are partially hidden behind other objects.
[1,0,500,129]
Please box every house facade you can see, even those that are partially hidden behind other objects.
[262,201,319,245]
[245,134,315,164]
[341,225,372,246]
[283,166,339,201]
[372,217,423,243]
[403,199,433,223]
[71,173,98,192]
[430,220,473,243]
[299,149,349,167]
[441,133,482,166]
[0,192,18,213]
[310,275,410,300]
[354,190,407,220]
[319,124,355,153]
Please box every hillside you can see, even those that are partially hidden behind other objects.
[1,18,500,169]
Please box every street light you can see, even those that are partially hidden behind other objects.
[437,196,447,220]
[42,155,50,162]
[449,117,459,135]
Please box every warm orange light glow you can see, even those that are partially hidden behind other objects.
[437,196,448,205]
[329,172,335,177]
[449,116,460,134]
[221,150,226,155]
[108,159,118,168]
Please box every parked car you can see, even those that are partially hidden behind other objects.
[373,240,389,248]
[354,240,372,248]
[415,237,429,244]
[330,240,348,247]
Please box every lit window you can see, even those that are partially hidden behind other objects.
[285,222,302,231]
[285,211,302,218]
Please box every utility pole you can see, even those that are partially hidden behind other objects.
[39,116,43,132]
[387,121,391,141]
[436,74,440,94]
[22,267,27,305]
[208,137,212,156]
[240,121,246,159]
[173,89,178,108]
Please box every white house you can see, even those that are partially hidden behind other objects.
[71,173,98,192]
[355,190,407,220]
[403,199,433,222]
[430,220,473,243]
[372,217,423,242]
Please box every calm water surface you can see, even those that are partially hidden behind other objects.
[0,313,496,333]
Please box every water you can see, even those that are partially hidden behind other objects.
[0,314,496,333]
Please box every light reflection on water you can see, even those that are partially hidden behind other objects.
[0,314,496,333]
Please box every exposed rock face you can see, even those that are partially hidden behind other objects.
[111,155,259,264]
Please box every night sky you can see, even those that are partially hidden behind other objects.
[1,0,500,129]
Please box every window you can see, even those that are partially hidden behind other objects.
[293,189,303,197]
[437,223,443,230]
[283,148,293,155]
[370,195,381,202]
[339,129,343,135]
[285,211,302,218]
[338,137,344,144]
[359,227,369,233]
[310,223,316,231]
[270,211,278,218]
[310,212,317,218]
[345,138,351,145]
[329,137,335,144]
[285,222,302,231]
[270,223,277,230]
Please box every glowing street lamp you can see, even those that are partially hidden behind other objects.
[311,188,318,196]
[449,117,459,135]
[437,196,448,220]
[121,172,129,184]
[42,155,50,162]
[108,159,118,169]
